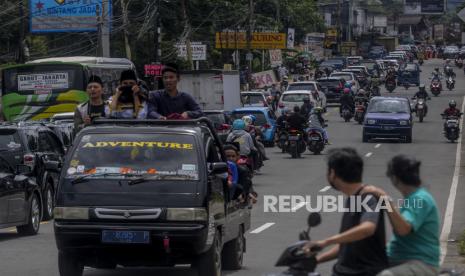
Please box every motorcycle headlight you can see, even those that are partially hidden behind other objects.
[367,119,376,125]
[399,120,409,126]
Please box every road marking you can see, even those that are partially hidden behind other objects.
[250,223,275,234]
[440,95,465,265]
[319,186,331,192]
[375,144,381,148]
[291,201,307,212]
[365,152,373,157]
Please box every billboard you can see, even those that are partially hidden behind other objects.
[404,0,445,14]
[215,32,287,49]
[30,0,111,33]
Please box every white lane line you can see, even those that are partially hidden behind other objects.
[365,152,373,157]
[375,144,381,148]
[320,186,331,192]
[291,201,307,212]
[250,223,275,234]
[440,95,465,265]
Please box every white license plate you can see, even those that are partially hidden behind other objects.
[311,137,320,141]
[288,136,300,141]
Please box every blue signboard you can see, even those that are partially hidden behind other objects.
[30,0,111,33]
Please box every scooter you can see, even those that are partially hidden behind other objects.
[442,113,463,143]
[430,79,442,96]
[446,76,455,91]
[273,213,322,276]
[307,128,325,155]
[354,102,366,125]
[385,78,396,93]
[412,97,427,123]
[285,129,306,159]
[341,106,353,122]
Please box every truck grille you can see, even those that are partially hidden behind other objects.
[94,208,162,220]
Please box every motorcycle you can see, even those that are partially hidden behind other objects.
[272,213,322,276]
[385,78,396,93]
[307,128,325,155]
[442,113,463,143]
[354,102,366,125]
[285,129,306,159]
[413,97,427,123]
[430,79,442,96]
[446,76,455,91]
[341,106,353,122]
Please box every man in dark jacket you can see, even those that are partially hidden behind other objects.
[300,97,313,120]
[147,64,203,119]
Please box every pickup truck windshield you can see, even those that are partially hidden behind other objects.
[66,133,200,180]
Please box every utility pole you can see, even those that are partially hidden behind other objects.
[97,0,110,57]
[154,0,161,63]
[336,0,341,54]
[247,0,254,86]
[181,0,194,70]
[121,0,132,60]
[18,0,25,63]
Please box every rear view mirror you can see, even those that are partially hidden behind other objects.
[44,160,61,173]
[16,164,32,175]
[210,162,228,175]
[307,213,322,227]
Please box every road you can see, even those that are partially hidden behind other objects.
[1,59,464,276]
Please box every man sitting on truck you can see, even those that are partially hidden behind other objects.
[147,64,203,119]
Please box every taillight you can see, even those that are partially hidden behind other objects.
[263,123,271,129]
[279,102,285,108]
[218,124,231,131]
[23,154,35,168]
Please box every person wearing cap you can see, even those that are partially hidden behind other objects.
[74,75,109,133]
[147,64,203,119]
[109,70,148,119]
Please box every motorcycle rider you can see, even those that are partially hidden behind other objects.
[286,106,308,140]
[412,84,430,116]
[442,100,462,133]
[308,107,330,144]
[243,115,269,161]
[340,88,355,116]
[362,155,440,276]
[355,89,370,107]
[304,148,388,275]
[300,96,313,120]
[431,67,442,81]
[226,119,257,162]
[276,108,290,132]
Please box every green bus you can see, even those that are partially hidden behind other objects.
[1,57,136,122]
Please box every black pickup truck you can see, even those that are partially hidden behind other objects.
[54,118,251,276]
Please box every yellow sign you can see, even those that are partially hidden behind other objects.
[215,32,287,49]
[82,142,194,150]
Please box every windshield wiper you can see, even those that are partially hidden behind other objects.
[71,173,140,185]
[128,174,197,186]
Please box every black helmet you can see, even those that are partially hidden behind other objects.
[303,97,310,103]
[449,100,457,108]
[419,84,425,92]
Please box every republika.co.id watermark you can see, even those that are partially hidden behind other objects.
[263,195,423,213]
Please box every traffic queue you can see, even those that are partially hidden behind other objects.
[0,46,464,276]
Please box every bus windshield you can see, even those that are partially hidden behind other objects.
[1,63,88,121]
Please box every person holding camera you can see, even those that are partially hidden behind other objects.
[74,75,109,134]
[109,70,148,119]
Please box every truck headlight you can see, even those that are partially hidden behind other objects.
[399,120,409,126]
[367,119,376,125]
[54,207,89,220]
[166,208,207,221]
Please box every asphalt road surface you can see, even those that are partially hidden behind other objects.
[1,59,463,276]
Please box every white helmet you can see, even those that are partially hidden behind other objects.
[242,115,253,126]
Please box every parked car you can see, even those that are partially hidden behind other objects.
[241,91,269,107]
[317,77,345,104]
[203,110,232,143]
[363,97,413,143]
[0,122,65,221]
[54,118,251,276]
[0,156,43,235]
[231,107,277,146]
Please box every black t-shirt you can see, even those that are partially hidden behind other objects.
[286,113,307,130]
[333,190,388,276]
[88,104,106,120]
